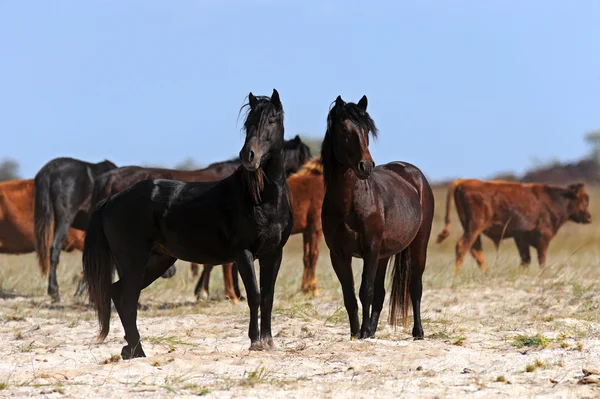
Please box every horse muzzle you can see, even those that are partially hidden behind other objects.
[355,160,374,180]
[240,148,262,171]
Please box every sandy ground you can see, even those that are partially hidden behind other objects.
[0,229,599,398]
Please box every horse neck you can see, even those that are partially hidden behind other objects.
[323,159,359,214]
[244,150,287,205]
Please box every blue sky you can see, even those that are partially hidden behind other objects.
[1,0,599,181]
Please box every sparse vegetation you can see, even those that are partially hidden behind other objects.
[510,334,549,349]
[0,185,597,397]
[101,354,120,365]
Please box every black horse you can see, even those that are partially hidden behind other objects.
[83,89,293,359]
[193,135,312,301]
[34,157,117,302]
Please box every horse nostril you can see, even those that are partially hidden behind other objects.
[358,162,365,173]
[248,150,255,162]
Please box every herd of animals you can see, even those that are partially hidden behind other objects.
[0,89,592,360]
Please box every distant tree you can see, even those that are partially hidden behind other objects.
[584,130,600,163]
[297,135,322,157]
[0,158,20,181]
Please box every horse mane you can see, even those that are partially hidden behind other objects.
[238,95,284,204]
[290,156,323,178]
[321,100,378,187]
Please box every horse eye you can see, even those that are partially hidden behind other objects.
[268,119,275,126]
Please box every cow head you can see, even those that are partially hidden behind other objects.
[564,183,592,224]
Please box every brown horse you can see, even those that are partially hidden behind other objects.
[320,95,434,340]
[195,156,325,302]
[0,179,85,255]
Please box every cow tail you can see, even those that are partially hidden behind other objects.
[436,179,461,244]
[82,198,114,343]
[389,248,411,329]
[34,173,54,276]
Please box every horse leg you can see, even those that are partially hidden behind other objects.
[222,263,240,304]
[514,236,531,267]
[74,271,86,297]
[257,247,283,350]
[469,235,486,272]
[358,246,381,339]
[111,274,144,359]
[236,250,261,349]
[194,264,213,301]
[301,228,321,296]
[190,263,199,277]
[408,228,432,340]
[49,214,75,303]
[232,263,243,300]
[110,243,167,359]
[368,257,390,338]
[330,251,359,338]
[160,264,176,278]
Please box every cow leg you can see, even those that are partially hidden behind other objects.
[534,235,551,268]
[469,235,486,272]
[514,237,531,267]
[454,228,484,274]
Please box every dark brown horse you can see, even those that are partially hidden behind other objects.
[83,89,293,359]
[34,157,117,302]
[320,95,434,340]
[195,156,324,302]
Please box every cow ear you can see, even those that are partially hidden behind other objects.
[564,183,584,199]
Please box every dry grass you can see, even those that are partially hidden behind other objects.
[0,186,598,397]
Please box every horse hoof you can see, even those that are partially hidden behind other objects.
[121,345,146,359]
[413,336,424,341]
[260,338,275,350]
[196,290,208,302]
[50,295,61,304]
[249,341,263,351]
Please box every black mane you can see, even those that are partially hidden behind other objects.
[239,95,284,135]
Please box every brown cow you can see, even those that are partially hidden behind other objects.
[436,179,592,273]
[0,179,84,257]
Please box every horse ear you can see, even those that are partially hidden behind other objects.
[335,95,345,108]
[293,134,300,142]
[357,95,368,111]
[249,92,258,109]
[271,89,282,110]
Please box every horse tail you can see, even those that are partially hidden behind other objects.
[82,198,114,343]
[436,179,461,244]
[389,248,411,329]
[34,173,54,276]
